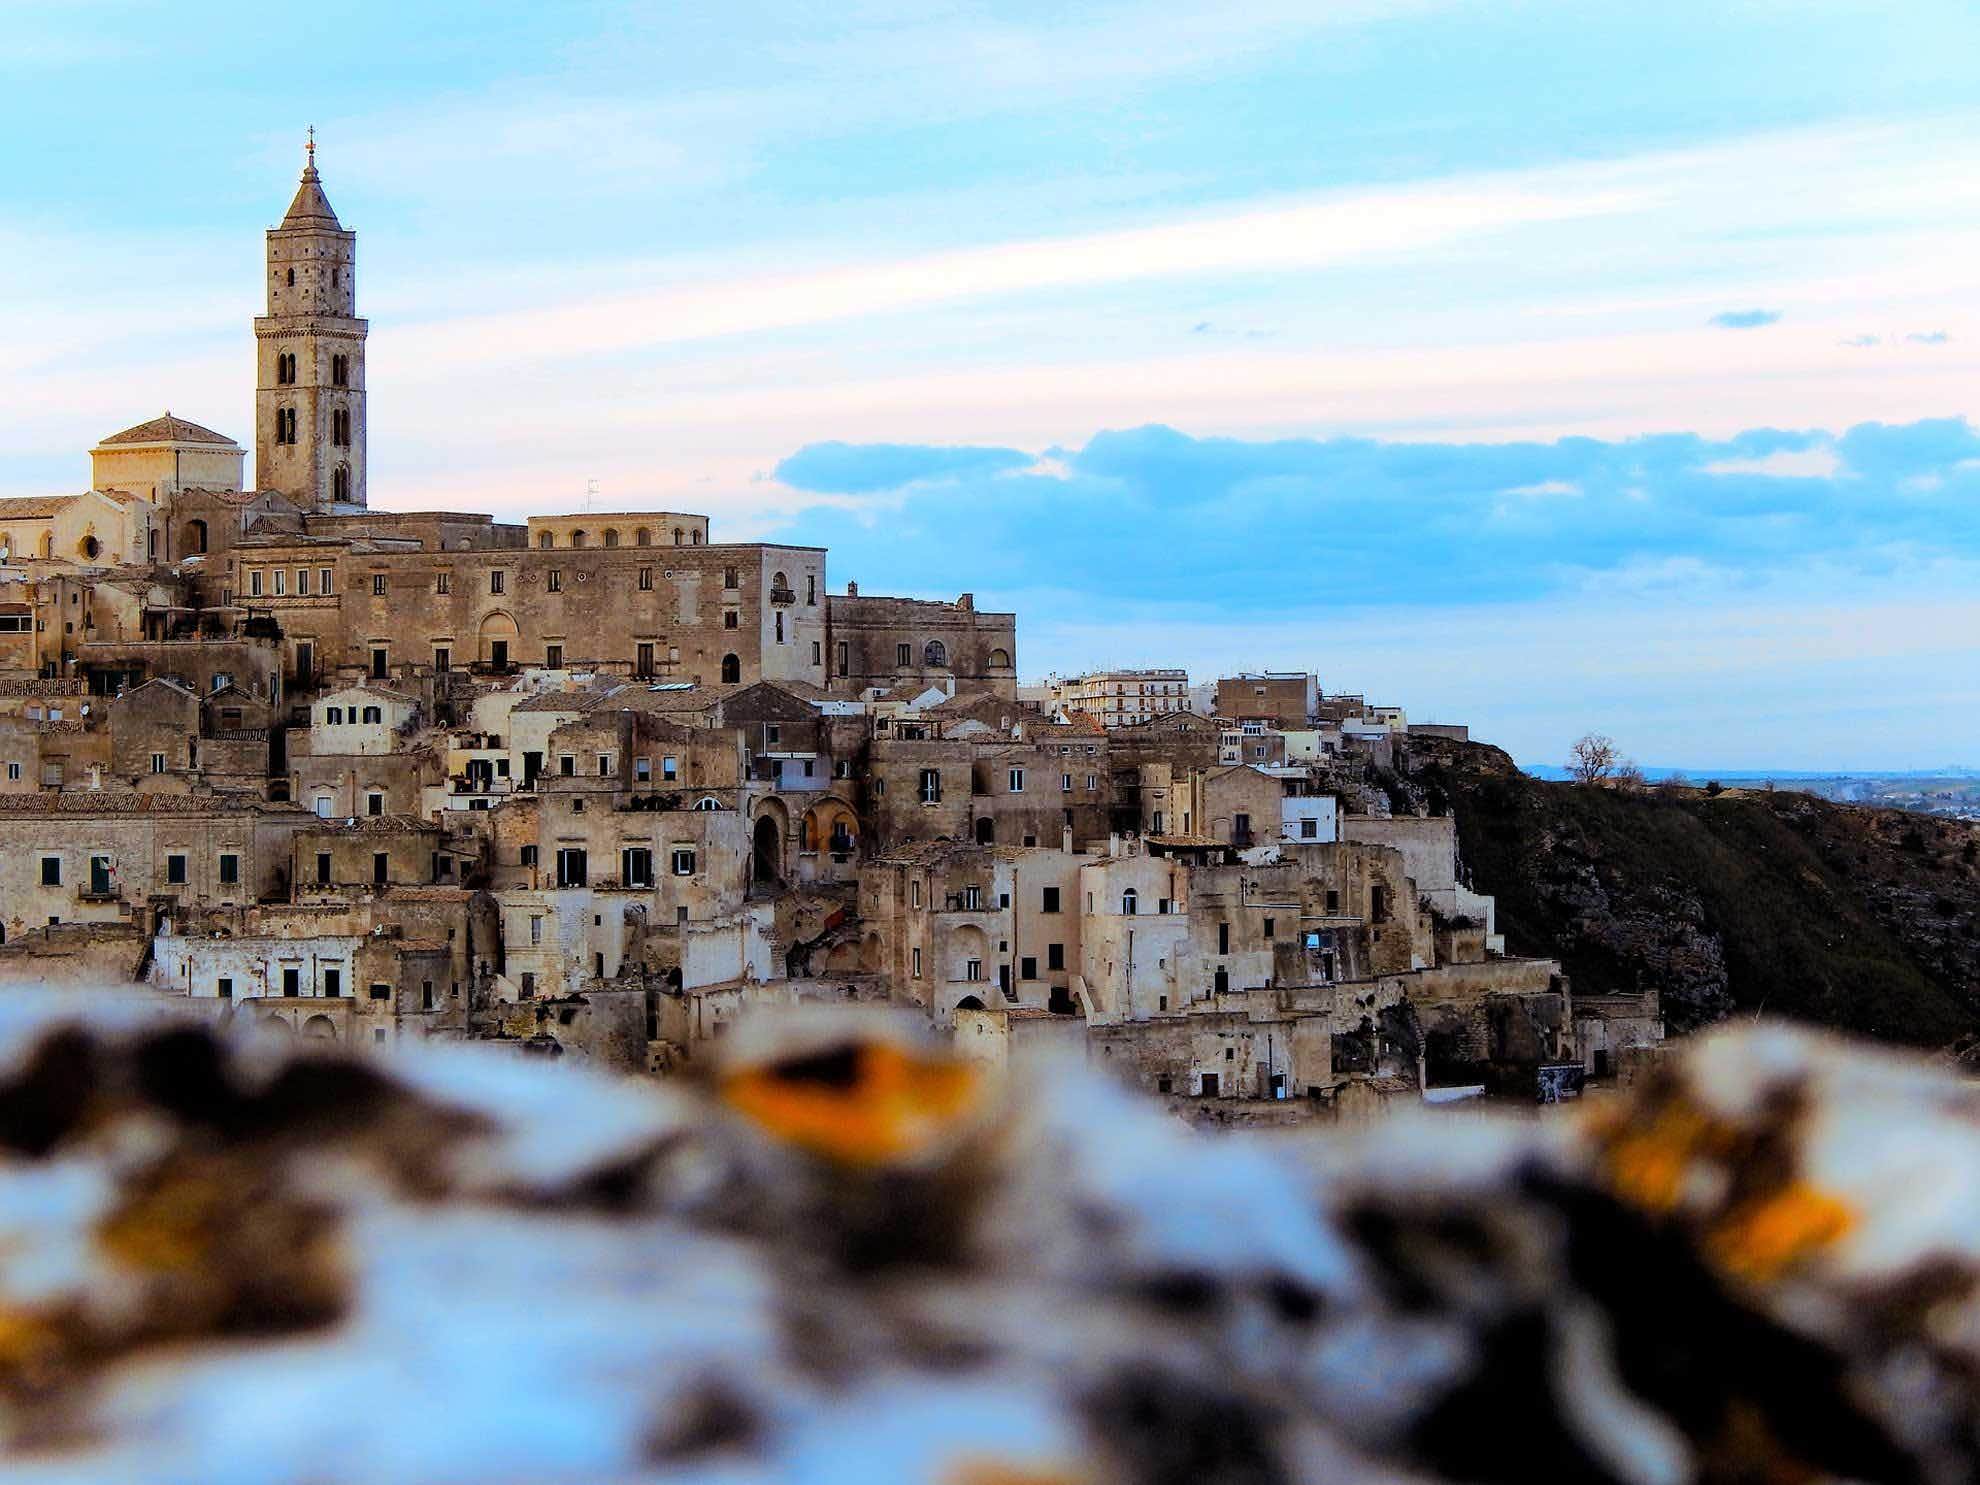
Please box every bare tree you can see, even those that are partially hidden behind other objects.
[1567,733,1619,786]
[1614,758,1648,791]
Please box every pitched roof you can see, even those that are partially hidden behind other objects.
[0,496,78,519]
[281,164,343,231]
[95,414,239,449]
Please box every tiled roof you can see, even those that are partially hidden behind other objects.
[300,814,440,834]
[95,415,239,448]
[0,496,78,519]
[0,791,263,815]
[281,166,343,231]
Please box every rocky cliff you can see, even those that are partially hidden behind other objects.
[1406,738,1980,1043]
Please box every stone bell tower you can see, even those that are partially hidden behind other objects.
[254,130,367,509]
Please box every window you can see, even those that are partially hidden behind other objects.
[1020,956,1036,981]
[333,465,350,502]
[1047,942,1065,971]
[538,532,554,549]
[38,855,61,887]
[273,569,288,596]
[370,648,387,680]
[556,848,588,887]
[165,853,186,884]
[529,916,543,945]
[723,610,739,630]
[1326,889,1340,914]
[520,972,536,997]
[597,754,612,777]
[635,642,655,677]
[371,573,387,596]
[774,611,784,644]
[837,641,849,676]
[1007,767,1024,793]
[925,640,948,666]
[366,792,383,817]
[520,845,538,867]
[1300,818,1318,840]
[331,410,350,448]
[369,982,390,1001]
[325,707,343,725]
[324,968,342,997]
[319,567,334,595]
[559,755,575,777]
[806,573,816,605]
[372,852,388,885]
[217,977,233,1000]
[151,752,166,774]
[281,966,301,996]
[638,567,653,591]
[296,568,310,595]
[332,354,348,387]
[765,725,780,746]
[547,570,562,593]
[1041,886,1060,913]
[1264,917,1276,940]
[218,853,239,885]
[434,571,450,595]
[545,644,564,669]
[622,847,654,887]
[316,852,331,885]
[662,755,678,781]
[361,705,382,724]
[965,958,983,982]
[918,768,942,804]
[1218,923,1230,955]
[896,643,912,667]
[961,885,981,910]
[249,570,264,598]
[1062,773,1072,791]
[4,763,15,781]
[1122,888,1138,915]
[434,647,449,672]
[489,571,506,595]
[911,880,922,909]
[670,846,697,876]
[723,566,739,589]
[720,654,741,684]
[912,947,922,978]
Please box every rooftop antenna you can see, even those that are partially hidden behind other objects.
[585,477,599,512]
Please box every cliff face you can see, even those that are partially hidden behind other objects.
[1407,739,1980,1044]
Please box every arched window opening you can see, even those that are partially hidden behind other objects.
[693,796,721,811]
[634,528,651,546]
[672,527,683,545]
[1122,888,1139,915]
[924,640,948,667]
[79,535,100,561]
[603,528,620,548]
[720,654,741,684]
[987,647,1011,668]
[333,465,350,503]
[537,532,554,549]
[692,530,703,544]
[569,530,587,549]
[286,268,295,287]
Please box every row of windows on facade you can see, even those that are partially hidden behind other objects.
[899,879,1348,921]
[535,527,707,550]
[40,852,240,889]
[904,767,1099,803]
[538,845,698,889]
[273,353,350,387]
[280,265,342,290]
[904,943,1071,980]
[271,408,352,447]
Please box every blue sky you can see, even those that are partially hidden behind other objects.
[4,1,1978,768]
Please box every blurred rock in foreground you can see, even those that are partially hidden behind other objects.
[2,996,1979,1484]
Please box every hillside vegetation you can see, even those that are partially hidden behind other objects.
[1406,740,1980,1045]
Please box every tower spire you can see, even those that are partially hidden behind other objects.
[305,124,316,172]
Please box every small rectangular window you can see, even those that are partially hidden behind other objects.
[320,567,334,594]
[371,573,386,596]
[671,847,696,877]
[218,853,239,885]
[369,982,391,1001]
[1042,887,1060,913]
[436,572,450,595]
[166,854,186,884]
[896,642,912,667]
[638,567,653,591]
[489,571,505,595]
[545,643,564,669]
[151,752,166,774]
[296,569,310,595]
[1047,942,1065,971]
[249,570,264,597]
[217,977,233,1000]
[273,570,286,596]
[1008,768,1024,793]
[547,570,562,593]
[911,947,922,978]
[39,856,60,886]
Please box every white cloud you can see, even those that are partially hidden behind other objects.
[1702,447,1845,479]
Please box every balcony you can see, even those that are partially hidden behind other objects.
[768,584,797,606]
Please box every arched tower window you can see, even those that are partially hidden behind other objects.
[720,654,741,684]
[286,268,295,287]
[333,465,350,503]
[924,640,948,666]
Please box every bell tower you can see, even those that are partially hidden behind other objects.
[254,129,367,509]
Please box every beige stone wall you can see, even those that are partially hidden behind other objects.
[826,592,1016,698]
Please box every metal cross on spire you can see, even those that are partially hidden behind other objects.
[306,125,316,169]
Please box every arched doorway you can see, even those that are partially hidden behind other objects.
[974,816,995,846]
[753,813,783,884]
[478,610,520,668]
[955,995,986,1012]
[720,653,741,684]
[302,1014,338,1040]
[802,800,859,858]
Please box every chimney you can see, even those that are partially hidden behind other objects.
[1061,824,1073,853]
[846,581,858,597]
[957,592,973,611]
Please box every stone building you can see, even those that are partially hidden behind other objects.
[826,589,1017,699]
[1047,668,1191,727]
[89,414,246,508]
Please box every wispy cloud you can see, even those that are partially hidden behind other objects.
[1908,330,1952,345]
[1710,308,1782,330]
